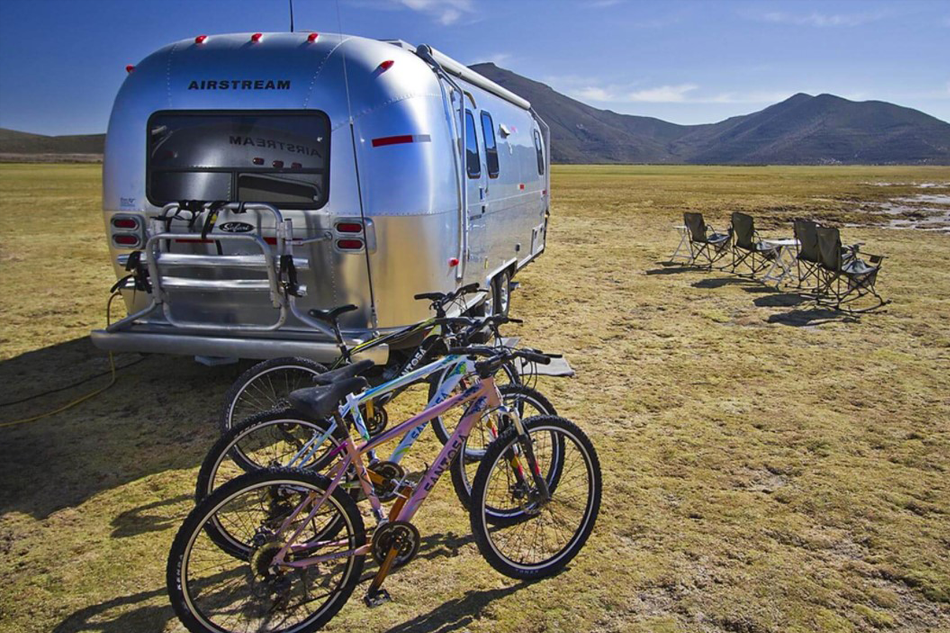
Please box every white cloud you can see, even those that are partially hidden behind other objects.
[573,83,698,103]
[587,0,625,8]
[758,11,886,27]
[394,0,474,25]
[564,80,802,105]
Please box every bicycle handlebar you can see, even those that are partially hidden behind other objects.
[413,283,484,309]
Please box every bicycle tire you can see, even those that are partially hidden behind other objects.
[168,467,365,633]
[469,415,601,580]
[219,357,328,434]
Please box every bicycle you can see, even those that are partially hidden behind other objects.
[219,284,518,434]
[196,347,556,555]
[167,346,601,633]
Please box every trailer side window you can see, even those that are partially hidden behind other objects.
[146,111,330,209]
[465,110,480,178]
[480,112,499,178]
[533,130,545,176]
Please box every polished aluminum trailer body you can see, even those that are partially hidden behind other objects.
[92,32,549,364]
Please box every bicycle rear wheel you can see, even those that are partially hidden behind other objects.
[168,467,365,633]
[220,357,327,433]
[469,415,601,580]
[196,409,346,503]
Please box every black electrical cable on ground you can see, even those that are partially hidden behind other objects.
[0,355,147,408]
[0,292,145,427]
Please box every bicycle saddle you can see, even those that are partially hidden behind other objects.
[288,376,368,419]
[309,304,358,323]
[312,359,374,385]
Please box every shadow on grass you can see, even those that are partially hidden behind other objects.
[645,264,695,275]
[753,293,809,308]
[51,585,172,633]
[691,276,757,289]
[0,336,246,519]
[385,581,532,633]
[767,308,860,327]
[111,493,192,538]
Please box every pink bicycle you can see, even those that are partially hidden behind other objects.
[167,346,601,633]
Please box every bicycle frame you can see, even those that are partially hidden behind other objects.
[272,373,506,569]
[288,352,475,469]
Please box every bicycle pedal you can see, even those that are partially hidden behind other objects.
[364,588,391,608]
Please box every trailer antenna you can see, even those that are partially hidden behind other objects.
[288,0,295,32]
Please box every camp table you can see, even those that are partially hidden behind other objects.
[760,238,800,285]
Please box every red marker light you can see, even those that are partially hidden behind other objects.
[448,257,460,267]
[250,32,263,43]
[291,162,302,169]
[125,65,135,73]
[252,157,264,165]
[336,222,363,233]
[378,60,394,72]
[195,35,207,44]
[272,160,284,168]
[337,239,364,250]
[114,234,139,246]
[112,217,138,230]
[307,32,319,43]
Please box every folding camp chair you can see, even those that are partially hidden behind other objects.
[793,219,822,291]
[730,212,777,277]
[815,227,889,312]
[683,212,731,269]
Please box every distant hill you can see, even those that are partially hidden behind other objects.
[470,63,950,165]
[0,128,104,157]
[4,65,950,165]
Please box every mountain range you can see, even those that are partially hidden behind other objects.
[2,63,949,164]
[473,63,950,165]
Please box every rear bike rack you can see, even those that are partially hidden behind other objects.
[107,202,337,338]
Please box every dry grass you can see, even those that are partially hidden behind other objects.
[1,163,949,633]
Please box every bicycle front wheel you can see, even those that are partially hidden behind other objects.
[469,415,601,580]
[168,467,365,633]
[449,385,558,512]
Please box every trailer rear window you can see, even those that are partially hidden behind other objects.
[146,111,329,209]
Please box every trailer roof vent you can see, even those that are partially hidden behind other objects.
[307,32,319,43]
[250,32,263,43]
[195,34,208,44]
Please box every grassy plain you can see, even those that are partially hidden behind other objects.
[1,163,949,633]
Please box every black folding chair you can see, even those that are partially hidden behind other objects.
[730,212,777,277]
[793,219,822,291]
[815,227,889,312]
[683,212,731,269]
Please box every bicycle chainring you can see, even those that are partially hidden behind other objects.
[370,520,420,568]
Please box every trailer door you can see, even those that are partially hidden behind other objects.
[463,108,488,284]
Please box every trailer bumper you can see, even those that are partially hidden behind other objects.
[90,329,388,365]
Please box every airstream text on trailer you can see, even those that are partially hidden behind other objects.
[92,32,550,365]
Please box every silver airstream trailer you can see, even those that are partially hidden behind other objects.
[91,32,550,365]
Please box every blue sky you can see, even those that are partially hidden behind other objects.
[0,0,947,135]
